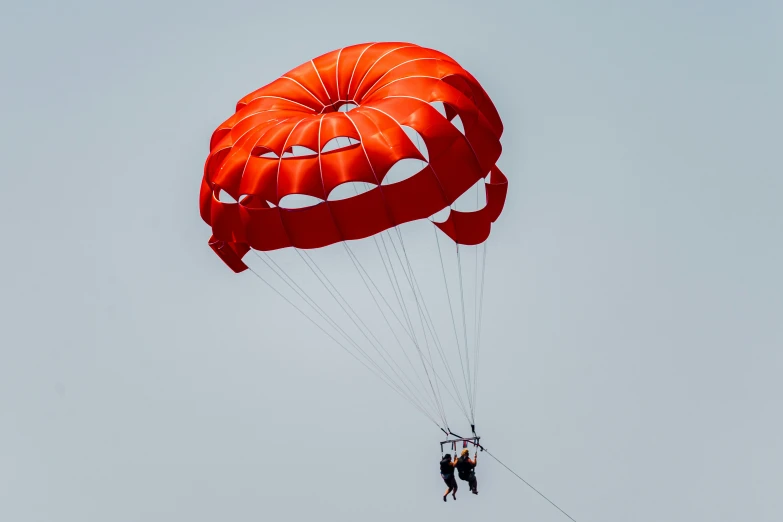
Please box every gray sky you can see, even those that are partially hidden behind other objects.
[2,1,782,521]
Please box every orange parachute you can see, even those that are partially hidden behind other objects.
[200,42,507,273]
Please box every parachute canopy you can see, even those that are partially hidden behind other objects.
[200,42,507,273]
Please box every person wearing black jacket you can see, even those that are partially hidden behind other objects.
[455,448,479,494]
[439,453,458,501]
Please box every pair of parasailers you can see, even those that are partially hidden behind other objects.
[439,448,478,501]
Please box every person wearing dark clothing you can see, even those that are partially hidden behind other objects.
[440,453,458,501]
[455,448,478,494]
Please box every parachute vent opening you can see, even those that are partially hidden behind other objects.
[282,145,318,158]
[266,200,277,208]
[401,125,429,162]
[337,102,359,112]
[237,194,267,209]
[451,114,465,135]
[321,136,360,153]
[429,206,451,223]
[429,100,465,134]
[430,101,448,118]
[251,146,278,159]
[381,158,427,186]
[215,188,238,204]
[278,193,324,209]
[328,181,377,201]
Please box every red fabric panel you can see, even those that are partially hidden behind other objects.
[435,207,492,246]
[427,136,485,202]
[238,157,279,202]
[464,114,503,175]
[281,65,330,109]
[260,119,304,156]
[329,188,394,241]
[211,148,248,198]
[381,166,448,224]
[238,77,323,113]
[279,204,342,249]
[485,167,508,222]
[287,118,321,152]
[276,156,324,200]
[435,167,508,245]
[345,42,411,100]
[211,200,245,243]
[209,236,249,273]
[348,110,424,181]
[241,207,291,251]
[230,114,284,143]
[334,43,373,100]
[200,177,213,225]
[354,47,452,100]
[320,144,377,196]
[318,113,361,148]
[312,50,340,104]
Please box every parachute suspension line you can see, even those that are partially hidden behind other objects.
[455,243,476,422]
[341,241,419,376]
[342,242,469,423]
[391,226,466,426]
[347,174,417,346]
[374,232,463,426]
[373,228,470,427]
[482,449,578,522]
[294,248,449,427]
[390,228,472,423]
[472,184,480,415]
[344,241,420,349]
[342,178,447,418]
[340,242,445,418]
[343,242,450,394]
[245,263,442,428]
[254,252,370,357]
[383,229,449,427]
[388,227,472,424]
[473,244,479,367]
[255,252,349,341]
[413,122,486,426]
[374,231,453,424]
[413,126,467,401]
[375,233,420,348]
[377,234,428,348]
[433,227,474,416]
[255,252,442,425]
[253,252,440,422]
[298,250,386,351]
[392,227,449,355]
[472,241,488,416]
[413,122,472,421]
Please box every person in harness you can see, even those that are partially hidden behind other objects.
[456,448,479,494]
[440,453,458,501]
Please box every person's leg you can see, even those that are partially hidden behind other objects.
[452,479,458,499]
[443,477,453,501]
[470,473,478,494]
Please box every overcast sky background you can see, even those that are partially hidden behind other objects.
[2,1,782,521]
